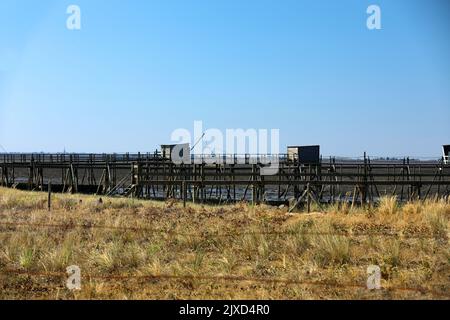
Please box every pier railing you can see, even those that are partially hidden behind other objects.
[1,153,449,208]
[0,152,444,165]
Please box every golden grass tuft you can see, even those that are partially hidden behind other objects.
[378,196,399,216]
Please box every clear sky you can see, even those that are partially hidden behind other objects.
[0,0,449,157]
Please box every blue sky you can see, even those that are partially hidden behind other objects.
[0,0,449,157]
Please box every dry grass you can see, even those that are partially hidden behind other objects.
[0,187,449,300]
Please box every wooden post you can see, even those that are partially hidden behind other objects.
[306,182,311,213]
[182,180,187,208]
[252,164,257,205]
[362,152,368,207]
[48,180,52,211]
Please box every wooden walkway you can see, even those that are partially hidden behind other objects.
[1,153,449,209]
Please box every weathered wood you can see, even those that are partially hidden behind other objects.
[0,153,449,205]
[48,180,52,211]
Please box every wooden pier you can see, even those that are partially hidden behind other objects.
[1,152,449,209]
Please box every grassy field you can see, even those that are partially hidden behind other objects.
[0,187,448,300]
